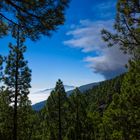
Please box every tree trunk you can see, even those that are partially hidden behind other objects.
[13,26,19,140]
[76,100,79,140]
[58,91,62,140]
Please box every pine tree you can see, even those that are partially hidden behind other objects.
[0,0,69,40]
[18,102,35,140]
[120,60,140,139]
[4,27,31,140]
[102,0,140,57]
[0,88,13,140]
[102,60,140,140]
[0,54,13,140]
[102,93,124,140]
[41,79,67,140]
[67,88,81,140]
[74,88,80,140]
[56,79,66,140]
[100,1,140,138]
[67,88,89,140]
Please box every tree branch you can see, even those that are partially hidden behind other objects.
[0,13,17,25]
[123,17,140,44]
[6,0,40,19]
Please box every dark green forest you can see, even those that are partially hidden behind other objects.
[0,0,140,140]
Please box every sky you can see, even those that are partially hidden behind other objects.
[0,0,129,104]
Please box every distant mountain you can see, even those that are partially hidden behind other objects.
[33,85,75,94]
[32,82,101,111]
[32,100,46,111]
[67,82,100,95]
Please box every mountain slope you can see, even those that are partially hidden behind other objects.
[32,82,101,111]
[32,73,125,111]
[32,100,46,111]
[67,82,100,95]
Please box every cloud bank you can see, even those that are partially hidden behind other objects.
[29,85,75,104]
[64,19,129,79]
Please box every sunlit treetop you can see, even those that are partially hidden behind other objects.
[0,0,69,40]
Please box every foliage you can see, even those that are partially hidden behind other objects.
[0,0,140,139]
[0,62,140,140]
[102,60,140,140]
[35,75,125,140]
[0,55,3,82]
[0,0,69,40]
[0,88,13,140]
[102,0,140,57]
[3,29,32,140]
[40,79,68,140]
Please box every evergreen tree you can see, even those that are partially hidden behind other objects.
[67,88,82,140]
[100,2,140,138]
[30,112,42,140]
[0,88,13,140]
[102,0,140,57]
[66,88,90,140]
[120,60,140,139]
[102,60,140,140]
[102,93,123,140]
[74,88,81,140]
[4,28,31,140]
[41,79,67,140]
[18,103,36,140]
[0,0,69,40]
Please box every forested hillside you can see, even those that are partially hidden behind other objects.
[0,68,140,139]
[32,82,100,111]
[25,71,139,140]
[85,74,124,114]
[0,0,140,140]
[33,74,125,139]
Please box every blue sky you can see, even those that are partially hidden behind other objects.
[0,0,129,103]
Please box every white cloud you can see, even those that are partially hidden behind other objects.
[64,20,113,52]
[64,19,129,79]
[29,88,50,104]
[29,92,50,105]
[84,47,129,78]
[29,86,75,105]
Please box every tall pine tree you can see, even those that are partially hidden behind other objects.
[4,26,31,140]
[102,60,140,140]
[41,79,67,140]
[67,88,82,140]
[101,1,140,139]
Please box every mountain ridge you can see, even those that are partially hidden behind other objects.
[32,81,101,111]
[33,85,75,94]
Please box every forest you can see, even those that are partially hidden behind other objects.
[0,0,140,140]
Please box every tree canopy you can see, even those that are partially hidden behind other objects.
[102,0,140,57]
[0,0,69,40]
